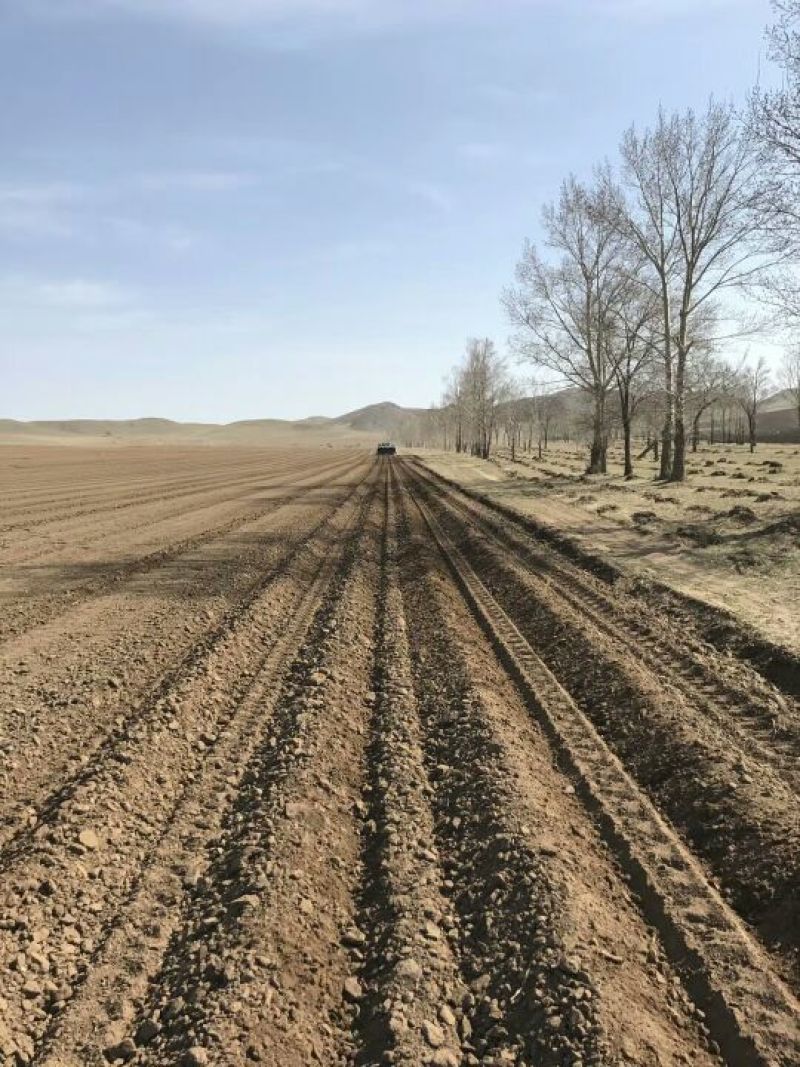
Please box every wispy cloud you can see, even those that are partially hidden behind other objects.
[0,182,87,238]
[407,180,453,215]
[103,216,199,253]
[0,274,151,332]
[21,0,401,30]
[22,0,737,31]
[0,274,134,311]
[457,141,509,163]
[136,169,259,193]
[0,171,245,250]
[310,237,396,265]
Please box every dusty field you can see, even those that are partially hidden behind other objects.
[0,444,797,1067]
[420,440,800,657]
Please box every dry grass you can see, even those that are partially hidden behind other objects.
[418,440,800,654]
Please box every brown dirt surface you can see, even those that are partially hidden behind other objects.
[417,441,800,659]
[0,443,797,1067]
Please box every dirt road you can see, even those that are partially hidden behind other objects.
[0,447,797,1066]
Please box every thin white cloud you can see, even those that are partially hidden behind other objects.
[136,170,259,193]
[103,216,199,253]
[311,237,396,265]
[0,182,87,238]
[23,0,402,27]
[457,141,508,163]
[0,275,134,311]
[21,0,749,29]
[0,275,151,334]
[407,180,453,215]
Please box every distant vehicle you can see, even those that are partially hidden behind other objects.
[376,441,396,455]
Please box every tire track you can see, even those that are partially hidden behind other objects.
[349,465,466,1066]
[404,465,799,1067]
[395,475,613,1067]
[411,460,799,784]
[408,462,800,971]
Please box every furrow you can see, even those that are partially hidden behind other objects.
[408,462,800,970]
[28,472,378,1067]
[406,469,800,1067]
[0,475,378,1066]
[0,453,361,644]
[349,466,466,1066]
[411,460,799,781]
[127,475,382,1067]
[0,464,370,849]
[395,479,613,1067]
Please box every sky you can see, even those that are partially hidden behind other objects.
[0,0,781,422]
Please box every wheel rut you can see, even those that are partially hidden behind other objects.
[407,461,800,976]
[399,461,799,1067]
[348,465,466,1066]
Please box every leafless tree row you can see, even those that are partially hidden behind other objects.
[491,1,800,479]
[412,4,800,473]
[502,97,783,480]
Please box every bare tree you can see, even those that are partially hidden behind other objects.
[736,356,772,452]
[750,1,800,315]
[607,273,660,478]
[612,102,765,482]
[442,367,466,453]
[447,338,507,459]
[501,380,526,461]
[686,352,730,451]
[537,389,564,452]
[779,347,800,426]
[505,176,629,474]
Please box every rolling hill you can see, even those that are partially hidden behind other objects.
[2,390,798,445]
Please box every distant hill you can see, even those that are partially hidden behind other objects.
[0,417,215,439]
[333,401,426,435]
[3,391,797,445]
[0,402,423,445]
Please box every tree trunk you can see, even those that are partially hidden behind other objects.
[692,411,702,452]
[659,282,673,480]
[622,417,633,478]
[669,346,687,483]
[587,391,607,474]
[660,400,672,478]
[748,413,756,453]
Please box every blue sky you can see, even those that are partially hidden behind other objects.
[1,0,778,421]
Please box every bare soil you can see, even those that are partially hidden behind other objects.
[419,441,800,657]
[0,444,797,1067]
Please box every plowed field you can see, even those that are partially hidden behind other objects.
[0,446,797,1067]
